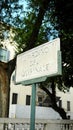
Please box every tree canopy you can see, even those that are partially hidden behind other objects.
[0,0,73,119]
[13,0,73,88]
[54,0,73,88]
[0,0,25,26]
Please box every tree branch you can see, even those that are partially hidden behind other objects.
[23,0,50,51]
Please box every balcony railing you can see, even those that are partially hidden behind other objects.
[0,118,73,130]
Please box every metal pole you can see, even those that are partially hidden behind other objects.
[30,83,36,130]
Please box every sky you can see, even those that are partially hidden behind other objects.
[2,0,27,60]
[10,0,27,59]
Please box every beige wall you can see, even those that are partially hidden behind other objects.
[10,73,32,105]
[9,72,73,119]
[56,86,73,118]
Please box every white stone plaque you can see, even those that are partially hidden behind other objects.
[15,38,62,84]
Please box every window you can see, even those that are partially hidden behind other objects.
[38,96,43,106]
[12,74,15,82]
[67,101,70,111]
[12,93,18,104]
[67,115,70,119]
[38,96,42,102]
[59,100,62,108]
[26,95,31,105]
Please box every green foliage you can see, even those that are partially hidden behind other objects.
[12,0,58,52]
[1,0,73,119]
[1,0,73,89]
[53,0,73,88]
[0,0,25,27]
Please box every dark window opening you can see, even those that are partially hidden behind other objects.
[12,93,18,104]
[67,101,70,111]
[38,96,43,106]
[67,115,70,119]
[59,100,62,108]
[26,95,31,105]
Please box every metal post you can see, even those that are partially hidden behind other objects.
[30,83,36,130]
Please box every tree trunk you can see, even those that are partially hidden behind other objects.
[0,59,16,117]
[0,66,9,117]
[40,83,67,119]
[23,0,50,51]
[52,104,67,119]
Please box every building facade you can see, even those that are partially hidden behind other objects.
[9,72,73,119]
[0,48,10,62]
